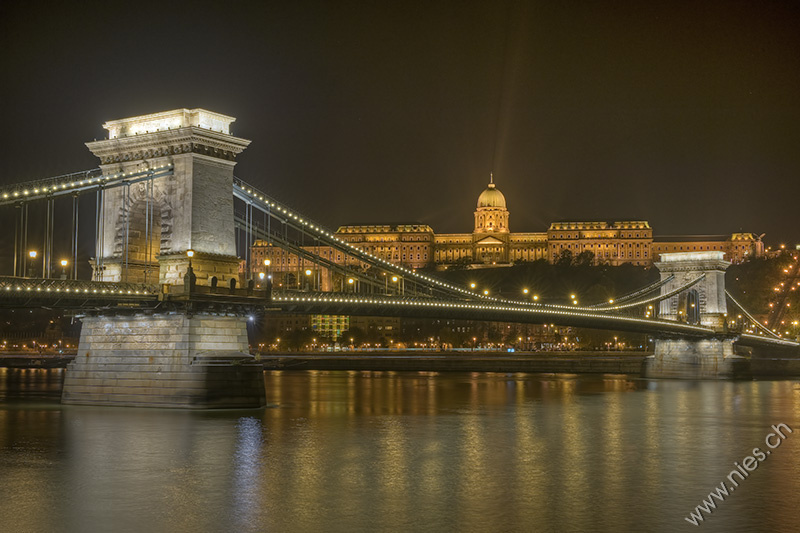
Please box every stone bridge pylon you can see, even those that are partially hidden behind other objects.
[644,251,749,379]
[85,108,250,286]
[62,109,265,409]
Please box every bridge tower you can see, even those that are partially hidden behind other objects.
[85,108,250,285]
[62,109,265,408]
[644,251,749,379]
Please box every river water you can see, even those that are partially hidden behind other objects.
[1,368,799,532]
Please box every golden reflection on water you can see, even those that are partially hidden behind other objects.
[1,369,800,532]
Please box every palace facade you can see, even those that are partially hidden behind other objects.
[251,179,764,281]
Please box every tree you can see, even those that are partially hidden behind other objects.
[447,256,473,270]
[574,250,595,267]
[557,249,573,267]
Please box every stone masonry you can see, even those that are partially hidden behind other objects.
[62,313,265,408]
[644,251,749,379]
[85,108,250,286]
[63,109,265,408]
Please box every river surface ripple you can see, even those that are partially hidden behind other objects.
[1,368,799,532]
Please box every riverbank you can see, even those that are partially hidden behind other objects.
[0,354,76,368]
[259,351,648,374]
[0,351,647,373]
[4,351,800,377]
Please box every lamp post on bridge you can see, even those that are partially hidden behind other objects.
[27,250,37,278]
[305,268,313,291]
[60,259,68,280]
[184,249,196,294]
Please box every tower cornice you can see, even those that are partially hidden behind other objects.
[85,127,251,164]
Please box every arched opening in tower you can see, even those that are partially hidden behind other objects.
[124,199,162,283]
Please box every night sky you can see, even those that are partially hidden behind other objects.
[1,1,799,245]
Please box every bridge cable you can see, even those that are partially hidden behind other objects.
[234,178,484,302]
[71,194,79,280]
[587,275,675,308]
[725,289,781,339]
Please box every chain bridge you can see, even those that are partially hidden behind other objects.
[0,109,795,407]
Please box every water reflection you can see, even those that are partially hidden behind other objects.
[0,369,799,532]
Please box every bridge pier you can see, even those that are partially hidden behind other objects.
[61,109,266,408]
[644,338,750,379]
[643,252,750,379]
[62,311,265,408]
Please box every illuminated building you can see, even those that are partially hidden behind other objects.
[651,233,764,263]
[250,177,763,278]
[547,221,653,266]
[311,314,349,340]
[433,177,548,265]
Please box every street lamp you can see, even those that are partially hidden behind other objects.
[184,250,196,292]
[28,251,37,277]
[60,259,68,280]
[391,275,401,295]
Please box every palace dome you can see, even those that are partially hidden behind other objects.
[477,182,507,209]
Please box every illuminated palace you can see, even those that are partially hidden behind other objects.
[251,178,763,284]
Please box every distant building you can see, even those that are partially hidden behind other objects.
[651,233,764,263]
[251,177,763,280]
[433,177,548,266]
[547,220,653,267]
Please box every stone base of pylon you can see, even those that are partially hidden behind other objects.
[642,338,751,379]
[62,312,265,409]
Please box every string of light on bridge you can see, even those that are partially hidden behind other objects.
[271,293,716,334]
[3,286,150,295]
[234,179,485,301]
[0,164,175,202]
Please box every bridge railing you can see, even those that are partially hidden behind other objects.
[0,276,160,298]
[0,165,174,206]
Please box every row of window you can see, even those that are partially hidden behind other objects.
[554,243,647,251]
[551,233,649,239]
